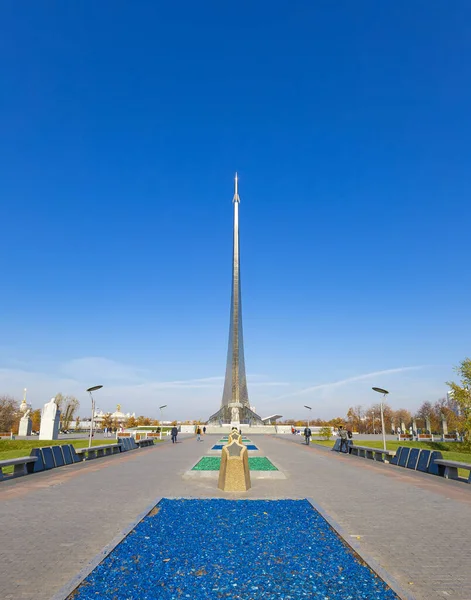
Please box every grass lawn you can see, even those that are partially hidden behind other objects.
[313,439,471,479]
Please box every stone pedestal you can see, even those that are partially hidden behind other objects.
[218,439,251,492]
[425,416,431,434]
[441,415,448,436]
[18,417,32,437]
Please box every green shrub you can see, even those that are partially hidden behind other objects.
[319,426,332,440]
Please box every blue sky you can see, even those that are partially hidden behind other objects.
[1,2,470,420]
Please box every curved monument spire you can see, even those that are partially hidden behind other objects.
[208,175,263,426]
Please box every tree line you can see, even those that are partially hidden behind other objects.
[0,393,80,434]
[280,358,471,446]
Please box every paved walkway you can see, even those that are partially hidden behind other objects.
[1,434,470,599]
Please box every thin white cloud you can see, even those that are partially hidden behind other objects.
[274,366,430,401]
[61,357,148,383]
[249,381,290,387]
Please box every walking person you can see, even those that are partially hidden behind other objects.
[171,425,178,444]
[303,426,312,445]
[196,425,202,442]
[338,426,348,453]
[203,426,206,435]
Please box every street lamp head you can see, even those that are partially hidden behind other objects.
[87,385,103,393]
[372,387,389,395]
[372,389,388,452]
[159,404,167,410]
[304,405,312,410]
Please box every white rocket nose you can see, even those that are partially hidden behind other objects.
[233,172,240,203]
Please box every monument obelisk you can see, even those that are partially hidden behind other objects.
[208,175,263,426]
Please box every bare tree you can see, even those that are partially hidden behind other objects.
[31,408,41,432]
[346,405,364,433]
[394,409,412,432]
[55,393,80,431]
[447,357,471,444]
[125,415,137,428]
[101,413,113,430]
[0,395,20,432]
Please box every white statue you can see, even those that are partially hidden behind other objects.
[19,407,32,436]
[42,397,57,419]
[39,398,60,440]
[231,406,239,421]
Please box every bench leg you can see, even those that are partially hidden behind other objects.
[13,464,27,477]
[444,466,459,480]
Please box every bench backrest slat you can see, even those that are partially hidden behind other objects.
[51,446,65,468]
[390,446,403,466]
[398,447,410,467]
[28,448,45,473]
[406,447,420,470]
[40,447,55,470]
[69,445,82,463]
[427,451,444,476]
[61,444,73,465]
[416,449,431,472]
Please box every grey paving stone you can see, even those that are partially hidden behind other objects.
[1,433,470,599]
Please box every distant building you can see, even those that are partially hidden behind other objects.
[447,390,461,416]
[75,404,136,429]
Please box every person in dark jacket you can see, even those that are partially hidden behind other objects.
[338,426,348,452]
[171,426,178,444]
[303,426,312,445]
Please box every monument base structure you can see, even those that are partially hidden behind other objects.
[208,404,264,427]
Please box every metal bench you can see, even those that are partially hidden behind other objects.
[331,439,353,453]
[434,459,471,483]
[0,456,37,481]
[136,439,155,448]
[76,444,121,460]
[350,445,395,462]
